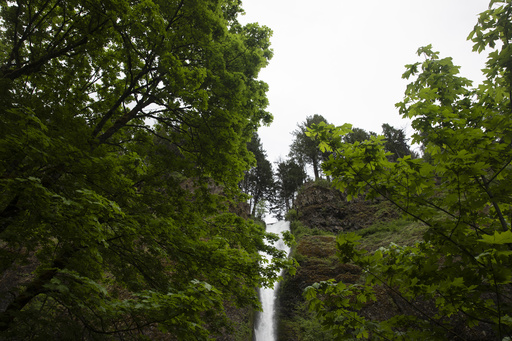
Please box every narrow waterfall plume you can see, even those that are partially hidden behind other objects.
[254,220,291,341]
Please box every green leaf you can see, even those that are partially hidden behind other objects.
[479,230,512,244]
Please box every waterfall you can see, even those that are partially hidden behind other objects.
[254,220,291,341]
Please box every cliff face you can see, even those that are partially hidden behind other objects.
[277,182,401,340]
[294,182,399,233]
[276,182,495,341]
[277,234,361,340]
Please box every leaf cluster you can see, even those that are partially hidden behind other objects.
[305,1,512,339]
[0,0,294,339]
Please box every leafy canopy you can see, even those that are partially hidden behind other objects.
[306,1,512,340]
[275,158,307,214]
[0,0,293,339]
[289,114,330,181]
[240,132,275,217]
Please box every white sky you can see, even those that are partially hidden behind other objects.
[238,0,491,163]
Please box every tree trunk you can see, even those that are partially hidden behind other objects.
[312,158,319,181]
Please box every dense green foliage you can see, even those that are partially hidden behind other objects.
[306,1,512,340]
[274,159,307,215]
[343,124,414,162]
[0,0,293,339]
[240,133,275,216]
[381,123,415,161]
[279,214,424,341]
[289,114,330,180]
[342,127,376,145]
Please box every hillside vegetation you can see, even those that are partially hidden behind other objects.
[278,181,498,340]
[277,182,433,340]
[281,3,512,339]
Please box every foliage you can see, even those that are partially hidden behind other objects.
[277,301,335,341]
[241,133,275,216]
[0,0,293,339]
[355,218,427,252]
[381,123,415,161]
[285,209,299,222]
[255,200,267,220]
[274,158,307,215]
[289,114,329,180]
[305,1,512,339]
[341,124,415,162]
[289,220,332,241]
[343,127,376,144]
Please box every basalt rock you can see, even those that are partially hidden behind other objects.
[294,182,399,232]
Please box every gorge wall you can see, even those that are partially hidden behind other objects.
[292,181,399,233]
[276,182,400,340]
[275,182,495,341]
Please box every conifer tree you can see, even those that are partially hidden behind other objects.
[289,114,329,180]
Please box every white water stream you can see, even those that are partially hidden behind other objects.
[254,220,291,341]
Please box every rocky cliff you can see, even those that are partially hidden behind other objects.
[293,181,399,233]
[276,182,400,340]
[276,182,495,341]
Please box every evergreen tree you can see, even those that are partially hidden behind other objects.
[289,114,329,180]
[275,158,307,214]
[343,127,376,144]
[381,123,414,161]
[241,133,275,216]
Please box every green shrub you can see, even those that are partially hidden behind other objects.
[285,209,298,222]
[277,301,334,341]
[290,220,333,240]
[313,178,332,188]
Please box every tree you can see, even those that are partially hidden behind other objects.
[343,127,376,144]
[275,158,307,214]
[306,1,512,339]
[0,1,293,339]
[290,114,329,180]
[381,123,414,161]
[344,125,413,161]
[241,133,275,216]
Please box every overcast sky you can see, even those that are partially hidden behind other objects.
[238,1,491,163]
